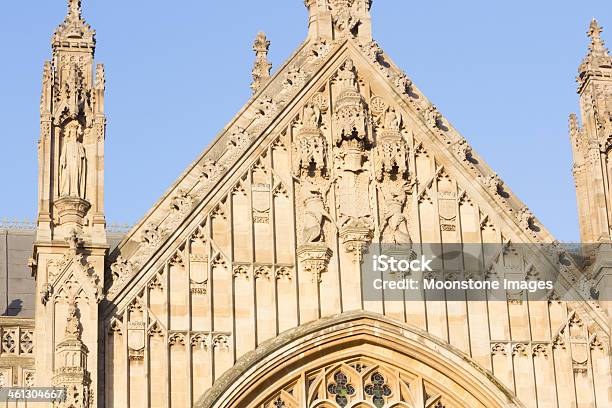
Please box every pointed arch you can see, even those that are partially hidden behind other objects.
[195,311,526,408]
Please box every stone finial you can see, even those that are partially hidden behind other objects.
[53,0,95,48]
[586,19,611,62]
[251,32,272,94]
[578,19,611,82]
[68,0,82,18]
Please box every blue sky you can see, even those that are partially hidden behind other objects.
[0,0,610,241]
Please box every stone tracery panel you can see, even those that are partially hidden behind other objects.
[254,358,465,408]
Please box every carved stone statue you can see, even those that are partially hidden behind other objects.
[59,121,87,199]
[337,58,357,90]
[384,108,401,132]
[303,103,321,127]
[65,300,81,340]
[381,182,412,246]
[301,179,334,244]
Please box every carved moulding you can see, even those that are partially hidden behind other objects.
[54,196,91,228]
[294,101,328,177]
[297,244,333,283]
[339,222,374,263]
[294,125,328,176]
[108,256,134,298]
[127,321,146,361]
[375,107,408,181]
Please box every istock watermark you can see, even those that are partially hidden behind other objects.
[372,254,433,273]
[361,243,609,302]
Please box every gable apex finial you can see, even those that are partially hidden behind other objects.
[68,0,82,19]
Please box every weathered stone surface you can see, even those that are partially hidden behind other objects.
[11,1,612,408]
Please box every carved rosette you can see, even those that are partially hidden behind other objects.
[297,244,333,283]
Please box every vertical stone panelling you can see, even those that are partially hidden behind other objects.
[591,341,611,407]
[212,204,230,256]
[508,302,530,341]
[273,187,294,265]
[491,344,513,392]
[169,339,188,408]
[272,186,298,332]
[253,165,274,264]
[108,322,128,408]
[338,251,363,313]
[275,267,297,333]
[233,265,255,358]
[506,248,530,342]
[440,173,469,354]
[169,253,188,330]
[255,267,276,344]
[512,345,537,408]
[529,301,550,342]
[149,333,166,408]
[191,340,210,403]
[189,236,210,332]
[553,340,576,408]
[211,259,231,335]
[574,370,596,408]
[447,300,470,355]
[569,314,596,408]
[298,267,320,324]
[319,252,342,318]
[533,345,557,408]
[461,198,490,369]
[212,337,232,383]
[232,189,252,264]
[148,271,166,326]
[420,190,447,341]
[129,358,145,407]
[106,324,125,408]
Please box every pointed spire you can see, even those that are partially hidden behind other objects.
[578,18,611,84]
[250,32,272,94]
[587,19,609,59]
[53,0,95,50]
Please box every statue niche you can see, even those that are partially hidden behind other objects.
[54,120,90,229]
[59,120,87,199]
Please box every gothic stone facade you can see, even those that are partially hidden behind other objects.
[2,1,611,407]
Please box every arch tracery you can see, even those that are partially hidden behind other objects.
[195,312,527,408]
